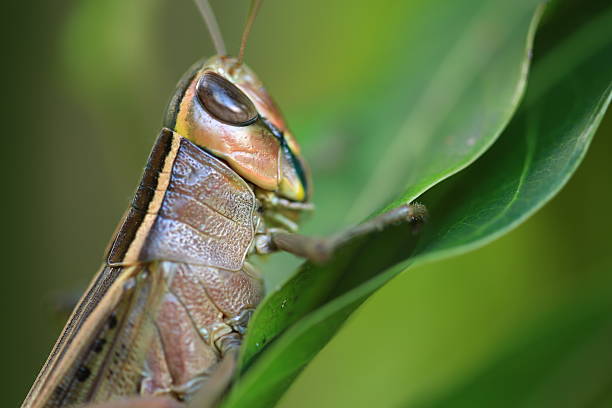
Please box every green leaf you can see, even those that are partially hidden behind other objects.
[413,2,612,263]
[223,1,612,406]
[296,0,544,232]
[242,0,543,364]
[241,0,544,370]
[249,0,544,360]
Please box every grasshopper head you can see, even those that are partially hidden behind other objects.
[164,55,310,203]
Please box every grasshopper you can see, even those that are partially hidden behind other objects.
[22,1,426,407]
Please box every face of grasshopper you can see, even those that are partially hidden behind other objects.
[165,55,311,203]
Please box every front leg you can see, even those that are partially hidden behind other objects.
[256,202,427,264]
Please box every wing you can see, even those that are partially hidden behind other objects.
[22,264,166,407]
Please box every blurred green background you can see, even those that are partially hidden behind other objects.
[2,0,610,406]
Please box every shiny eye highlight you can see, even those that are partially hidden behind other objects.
[196,72,259,126]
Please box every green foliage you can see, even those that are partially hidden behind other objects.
[223,1,612,407]
[241,0,543,371]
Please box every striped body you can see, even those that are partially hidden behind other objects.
[23,129,264,407]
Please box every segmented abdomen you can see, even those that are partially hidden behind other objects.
[141,262,262,398]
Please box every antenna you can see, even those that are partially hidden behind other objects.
[194,0,227,56]
[238,0,263,64]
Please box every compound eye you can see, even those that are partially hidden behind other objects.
[196,72,259,126]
